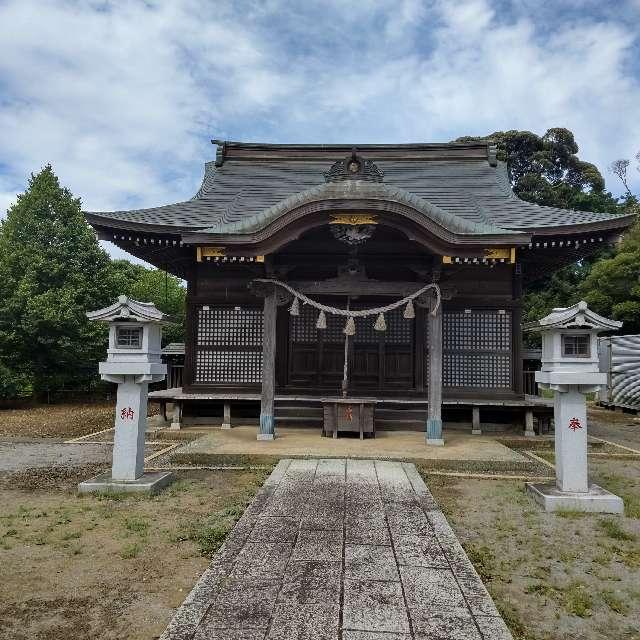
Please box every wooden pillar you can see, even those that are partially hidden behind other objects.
[259,288,277,440]
[472,406,481,435]
[524,408,535,438]
[170,400,182,430]
[222,402,231,430]
[512,265,524,395]
[426,295,444,446]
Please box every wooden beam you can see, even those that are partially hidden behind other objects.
[258,287,277,440]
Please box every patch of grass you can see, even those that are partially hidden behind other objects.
[123,517,150,535]
[60,530,82,541]
[562,582,593,618]
[593,549,613,566]
[556,509,587,520]
[601,589,630,615]
[598,518,635,541]
[120,542,142,559]
[525,582,555,598]
[176,521,228,557]
[464,543,496,582]
[494,600,531,640]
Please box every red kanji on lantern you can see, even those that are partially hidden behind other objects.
[568,417,582,431]
[120,407,135,421]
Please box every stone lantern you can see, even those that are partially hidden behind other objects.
[525,301,623,513]
[79,296,173,494]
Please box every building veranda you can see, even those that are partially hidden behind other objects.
[85,142,634,442]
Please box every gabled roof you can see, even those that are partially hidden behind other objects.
[85,141,635,238]
[525,301,623,332]
[87,295,170,323]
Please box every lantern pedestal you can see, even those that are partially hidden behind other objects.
[78,470,174,495]
[526,483,623,514]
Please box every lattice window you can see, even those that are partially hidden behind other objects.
[197,307,262,347]
[442,309,512,389]
[195,351,262,384]
[194,305,263,385]
[443,354,511,388]
[291,306,318,342]
[444,310,511,351]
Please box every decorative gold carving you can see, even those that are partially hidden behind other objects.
[329,214,378,226]
[442,256,452,264]
[483,248,511,260]
[197,246,226,262]
[256,255,265,263]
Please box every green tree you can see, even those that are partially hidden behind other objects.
[456,128,624,212]
[110,260,186,344]
[458,128,632,329]
[0,166,116,400]
[580,221,640,333]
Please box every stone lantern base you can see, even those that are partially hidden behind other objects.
[526,482,624,514]
[78,471,174,495]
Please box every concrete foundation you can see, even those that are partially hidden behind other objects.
[526,482,624,514]
[78,471,174,495]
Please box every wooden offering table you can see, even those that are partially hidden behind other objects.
[321,398,376,439]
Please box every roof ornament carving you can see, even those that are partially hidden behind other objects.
[324,147,384,183]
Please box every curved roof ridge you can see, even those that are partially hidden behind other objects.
[201,180,518,236]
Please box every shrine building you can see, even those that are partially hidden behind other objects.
[85,141,634,442]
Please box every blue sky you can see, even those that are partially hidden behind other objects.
[0,0,639,262]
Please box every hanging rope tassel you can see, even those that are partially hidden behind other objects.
[374,312,387,331]
[403,299,415,319]
[344,316,356,336]
[290,296,300,316]
[316,309,327,329]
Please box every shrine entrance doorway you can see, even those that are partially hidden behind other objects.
[286,298,420,394]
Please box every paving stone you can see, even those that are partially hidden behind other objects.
[394,534,448,568]
[387,509,433,536]
[194,628,267,640]
[278,561,342,605]
[475,615,513,640]
[248,517,298,543]
[300,513,344,530]
[343,579,410,633]
[400,566,467,609]
[317,458,346,476]
[230,542,293,579]
[411,609,482,639]
[345,544,399,581]
[292,529,344,562]
[345,518,390,545]
[342,633,411,640]
[267,603,340,640]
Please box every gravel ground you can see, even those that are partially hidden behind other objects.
[0,441,166,473]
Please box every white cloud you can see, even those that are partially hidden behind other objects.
[0,0,639,253]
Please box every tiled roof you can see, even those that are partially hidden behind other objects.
[85,142,633,236]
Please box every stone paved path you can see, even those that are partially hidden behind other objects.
[161,459,513,640]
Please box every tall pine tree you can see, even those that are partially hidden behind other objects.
[0,166,116,399]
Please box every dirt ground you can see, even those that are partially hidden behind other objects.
[0,402,164,440]
[0,465,269,640]
[427,456,640,640]
[0,403,116,439]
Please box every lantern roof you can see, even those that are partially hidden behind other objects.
[525,301,622,332]
[86,296,171,324]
